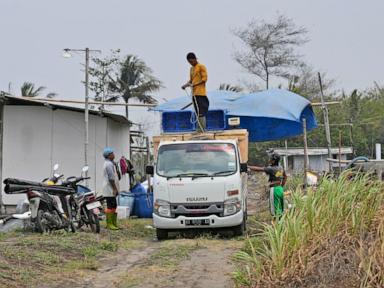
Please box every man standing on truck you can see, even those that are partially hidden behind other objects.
[181,52,209,133]
[102,147,120,230]
[248,151,287,219]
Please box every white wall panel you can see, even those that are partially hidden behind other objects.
[2,106,53,204]
[2,105,130,205]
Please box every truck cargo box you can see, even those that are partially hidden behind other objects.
[152,129,249,162]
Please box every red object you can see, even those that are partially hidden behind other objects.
[120,157,128,175]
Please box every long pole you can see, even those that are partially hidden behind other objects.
[339,130,342,174]
[146,136,151,193]
[318,72,332,172]
[303,119,309,190]
[84,48,90,182]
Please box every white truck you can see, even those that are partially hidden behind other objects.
[146,129,249,240]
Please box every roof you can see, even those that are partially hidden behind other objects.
[0,93,130,125]
[273,147,353,156]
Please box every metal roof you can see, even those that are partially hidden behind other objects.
[0,92,130,125]
[273,147,353,156]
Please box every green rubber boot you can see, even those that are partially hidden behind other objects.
[106,212,119,230]
[112,213,121,230]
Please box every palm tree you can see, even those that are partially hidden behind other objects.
[21,82,46,97]
[108,55,162,119]
[218,83,243,92]
[20,82,57,98]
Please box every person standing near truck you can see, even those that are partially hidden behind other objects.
[248,151,287,219]
[181,52,209,132]
[102,147,120,230]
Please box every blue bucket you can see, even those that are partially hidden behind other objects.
[118,191,135,212]
[133,192,153,218]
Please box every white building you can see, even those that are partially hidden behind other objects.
[273,147,354,173]
[0,94,131,211]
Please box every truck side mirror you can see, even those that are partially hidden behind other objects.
[240,163,248,173]
[146,165,154,176]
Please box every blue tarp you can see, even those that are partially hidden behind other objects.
[153,89,317,142]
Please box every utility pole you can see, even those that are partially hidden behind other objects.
[318,72,332,172]
[63,48,101,183]
[85,48,89,179]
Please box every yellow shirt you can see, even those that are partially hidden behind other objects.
[190,63,208,96]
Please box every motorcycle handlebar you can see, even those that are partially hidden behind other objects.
[62,176,91,186]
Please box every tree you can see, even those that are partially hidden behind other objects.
[88,52,162,118]
[218,83,243,92]
[287,64,336,100]
[233,15,308,89]
[21,82,46,97]
[20,82,57,98]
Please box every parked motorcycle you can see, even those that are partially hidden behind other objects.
[3,164,77,233]
[63,166,101,233]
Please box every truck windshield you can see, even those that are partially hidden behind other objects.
[157,143,237,178]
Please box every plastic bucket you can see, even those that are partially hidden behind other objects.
[118,192,135,212]
[133,192,153,218]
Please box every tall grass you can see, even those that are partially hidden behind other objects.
[234,172,384,287]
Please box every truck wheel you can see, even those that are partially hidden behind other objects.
[156,228,168,240]
[233,220,246,237]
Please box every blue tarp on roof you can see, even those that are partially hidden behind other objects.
[153,89,317,142]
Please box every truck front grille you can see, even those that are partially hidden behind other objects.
[170,202,224,218]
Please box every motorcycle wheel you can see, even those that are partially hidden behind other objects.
[87,209,100,234]
[36,210,48,233]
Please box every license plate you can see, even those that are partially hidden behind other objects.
[86,201,101,210]
[185,219,210,226]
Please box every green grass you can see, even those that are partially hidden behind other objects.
[234,172,384,287]
[0,218,154,288]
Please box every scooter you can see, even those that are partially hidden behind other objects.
[63,166,101,233]
[2,164,76,233]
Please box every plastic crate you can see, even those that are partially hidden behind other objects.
[206,110,226,131]
[162,111,195,133]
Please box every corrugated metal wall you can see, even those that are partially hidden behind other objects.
[1,105,130,205]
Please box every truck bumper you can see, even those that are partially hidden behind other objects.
[153,210,244,229]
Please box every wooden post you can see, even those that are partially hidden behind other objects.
[339,130,342,174]
[318,72,333,171]
[146,136,152,192]
[303,119,308,189]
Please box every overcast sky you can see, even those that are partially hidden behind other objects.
[1,0,383,133]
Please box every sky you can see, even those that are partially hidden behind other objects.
[1,0,383,135]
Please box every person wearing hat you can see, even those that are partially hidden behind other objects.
[102,147,120,230]
[181,52,209,133]
[248,151,287,219]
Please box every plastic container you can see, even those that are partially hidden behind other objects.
[116,206,131,219]
[206,109,226,131]
[162,111,195,133]
[118,191,135,212]
[134,192,153,218]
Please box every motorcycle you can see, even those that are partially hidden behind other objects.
[63,166,101,233]
[3,164,77,233]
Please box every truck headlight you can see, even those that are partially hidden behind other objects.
[224,198,241,216]
[154,199,171,218]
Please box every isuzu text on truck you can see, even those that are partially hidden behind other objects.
[146,129,248,240]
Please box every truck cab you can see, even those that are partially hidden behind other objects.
[147,130,248,240]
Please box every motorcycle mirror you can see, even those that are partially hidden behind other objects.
[82,166,89,173]
[53,164,59,171]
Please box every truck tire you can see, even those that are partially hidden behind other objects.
[233,214,247,237]
[156,228,168,240]
[233,222,245,237]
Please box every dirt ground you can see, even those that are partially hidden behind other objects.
[0,175,269,288]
